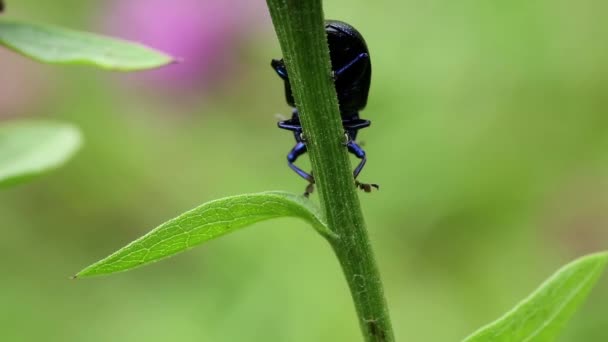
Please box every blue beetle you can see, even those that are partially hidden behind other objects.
[272,20,377,196]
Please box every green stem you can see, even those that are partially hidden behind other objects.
[265,1,395,341]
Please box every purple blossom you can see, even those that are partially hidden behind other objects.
[102,0,267,92]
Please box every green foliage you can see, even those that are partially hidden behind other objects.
[464,252,608,342]
[0,121,81,188]
[1,0,606,340]
[76,192,330,278]
[0,19,174,70]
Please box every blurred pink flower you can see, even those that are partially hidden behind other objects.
[102,0,267,92]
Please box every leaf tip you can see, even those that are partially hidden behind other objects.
[72,266,96,279]
[72,262,101,279]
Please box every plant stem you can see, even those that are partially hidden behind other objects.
[265,1,395,341]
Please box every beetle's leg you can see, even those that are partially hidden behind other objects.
[288,142,311,180]
[346,140,367,179]
[271,59,288,80]
[333,53,369,81]
[278,109,301,132]
[278,120,301,132]
[287,142,316,197]
[343,118,371,131]
[346,140,379,193]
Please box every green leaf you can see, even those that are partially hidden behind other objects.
[0,120,81,188]
[463,252,608,342]
[0,19,174,70]
[75,191,331,278]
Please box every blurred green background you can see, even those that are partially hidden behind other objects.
[1,0,608,341]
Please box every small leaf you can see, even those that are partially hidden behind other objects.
[0,120,81,188]
[75,192,331,278]
[463,252,608,342]
[0,19,174,70]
